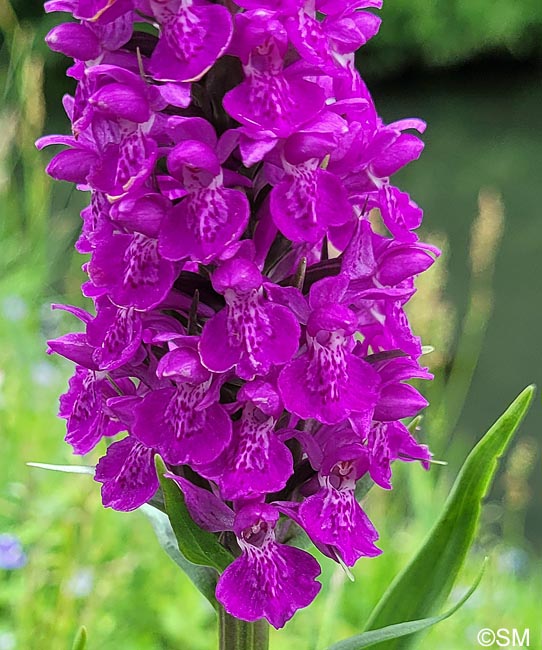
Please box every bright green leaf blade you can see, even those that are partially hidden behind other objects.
[364,384,535,649]
[27,462,94,475]
[71,625,87,650]
[327,560,485,650]
[155,456,234,572]
[139,504,218,609]
[27,462,166,510]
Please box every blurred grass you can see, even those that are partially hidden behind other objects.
[1,4,541,649]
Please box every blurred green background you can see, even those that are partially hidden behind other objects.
[1,1,541,648]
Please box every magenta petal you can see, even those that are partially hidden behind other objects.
[374,383,428,421]
[164,473,234,532]
[90,82,151,123]
[279,351,375,425]
[299,487,381,566]
[46,23,101,60]
[159,188,249,263]
[235,303,300,380]
[218,415,294,500]
[95,436,158,512]
[133,387,232,466]
[343,356,380,413]
[199,309,241,373]
[46,148,96,184]
[60,368,123,454]
[216,543,321,628]
[47,332,98,369]
[223,76,325,139]
[86,303,142,371]
[149,4,232,82]
[88,232,174,310]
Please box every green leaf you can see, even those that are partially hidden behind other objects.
[363,385,535,649]
[155,456,234,572]
[139,504,218,609]
[27,462,166,511]
[71,625,87,650]
[27,462,94,475]
[327,560,485,650]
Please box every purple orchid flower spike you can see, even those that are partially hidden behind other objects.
[40,0,441,637]
[279,274,380,424]
[216,503,322,628]
[199,256,301,380]
[159,139,250,264]
[148,0,233,82]
[95,435,159,511]
[133,344,232,466]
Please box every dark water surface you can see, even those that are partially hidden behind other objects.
[373,64,542,543]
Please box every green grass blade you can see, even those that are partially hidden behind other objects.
[71,625,87,650]
[27,462,94,475]
[155,456,234,572]
[363,385,535,648]
[327,560,485,650]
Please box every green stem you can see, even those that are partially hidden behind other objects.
[219,608,269,650]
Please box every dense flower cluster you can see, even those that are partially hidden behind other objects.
[40,0,437,628]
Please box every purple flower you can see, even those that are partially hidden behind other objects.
[286,1,382,74]
[41,0,438,628]
[379,185,423,242]
[223,12,326,138]
[0,534,27,570]
[269,135,353,244]
[199,257,301,380]
[87,231,175,310]
[148,0,233,82]
[159,140,250,263]
[216,503,321,628]
[278,275,380,424]
[85,297,143,370]
[297,429,381,566]
[366,420,431,490]
[59,366,127,454]
[94,435,159,511]
[372,357,431,421]
[202,381,293,500]
[133,345,232,466]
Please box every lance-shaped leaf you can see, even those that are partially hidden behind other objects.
[155,456,234,572]
[27,462,95,475]
[139,504,218,609]
[71,626,87,650]
[362,384,535,649]
[327,560,485,649]
[27,462,166,512]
